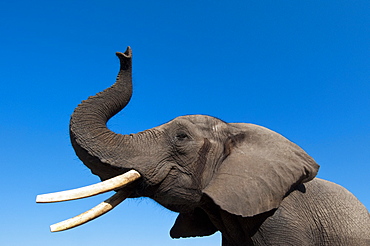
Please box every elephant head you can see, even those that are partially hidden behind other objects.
[37,47,319,236]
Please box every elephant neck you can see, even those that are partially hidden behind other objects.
[200,195,274,246]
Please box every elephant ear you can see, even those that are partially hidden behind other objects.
[203,123,319,217]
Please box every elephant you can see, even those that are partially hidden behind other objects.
[38,47,370,245]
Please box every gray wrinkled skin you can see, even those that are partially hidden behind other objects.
[69,48,370,245]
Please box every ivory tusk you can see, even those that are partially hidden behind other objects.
[36,170,141,203]
[50,189,131,232]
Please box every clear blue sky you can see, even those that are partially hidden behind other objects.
[1,1,369,245]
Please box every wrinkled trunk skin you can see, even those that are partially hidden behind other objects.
[69,47,136,181]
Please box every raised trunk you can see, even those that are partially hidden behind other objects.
[69,47,134,180]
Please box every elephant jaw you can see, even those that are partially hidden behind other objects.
[36,170,141,232]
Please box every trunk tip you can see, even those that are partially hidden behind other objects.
[116,47,132,70]
[116,46,132,59]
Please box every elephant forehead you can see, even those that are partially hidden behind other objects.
[174,115,226,128]
[154,115,229,140]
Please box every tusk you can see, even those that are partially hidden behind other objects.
[50,189,131,232]
[36,170,141,203]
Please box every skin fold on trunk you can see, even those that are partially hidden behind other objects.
[69,47,135,180]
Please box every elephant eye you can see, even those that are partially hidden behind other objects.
[176,133,189,141]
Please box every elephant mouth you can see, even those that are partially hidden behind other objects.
[36,170,141,232]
